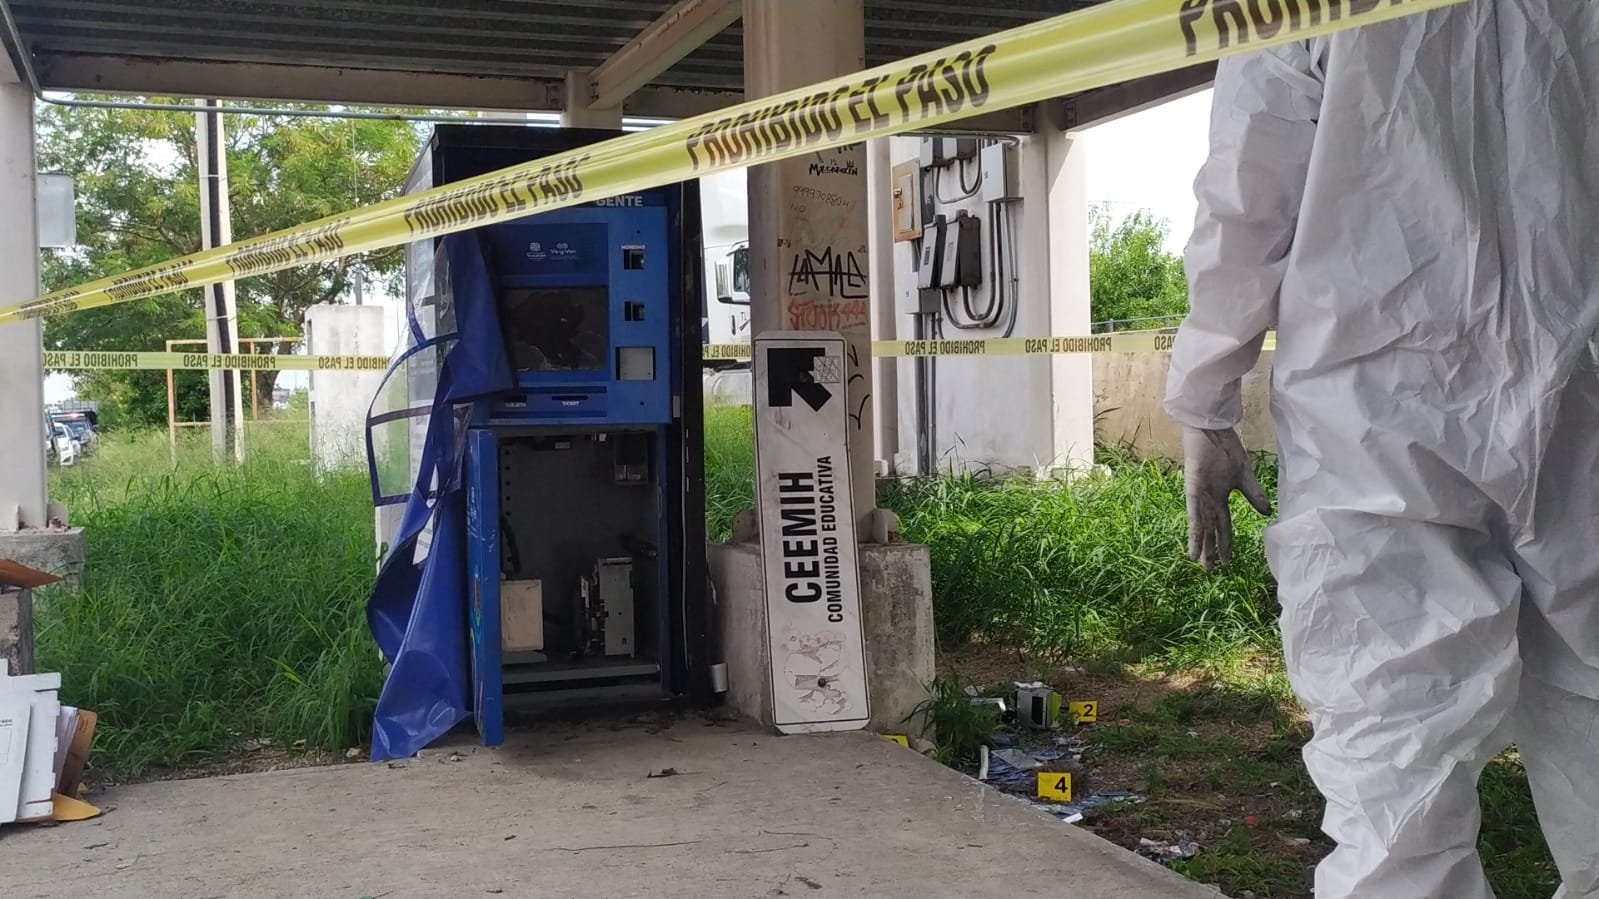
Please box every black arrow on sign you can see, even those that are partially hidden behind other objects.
[766,346,833,412]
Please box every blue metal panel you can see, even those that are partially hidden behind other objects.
[471,191,675,428]
[465,427,504,746]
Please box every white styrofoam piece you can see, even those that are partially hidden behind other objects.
[0,696,31,824]
[19,690,59,819]
[54,705,78,784]
[0,663,71,822]
[0,670,63,695]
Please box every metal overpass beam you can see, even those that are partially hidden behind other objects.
[1057,63,1216,131]
[586,0,739,111]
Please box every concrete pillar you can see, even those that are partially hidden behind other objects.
[712,0,932,738]
[0,78,47,531]
[560,73,623,129]
[742,0,875,528]
[1014,133,1064,470]
[0,79,84,675]
[1047,129,1095,472]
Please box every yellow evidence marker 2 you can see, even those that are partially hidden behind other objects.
[1069,700,1100,724]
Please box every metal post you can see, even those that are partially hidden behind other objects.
[866,137,899,468]
[195,98,244,463]
[165,339,178,465]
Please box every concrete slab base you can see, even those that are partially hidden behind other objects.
[0,527,86,590]
[710,540,935,738]
[0,720,1218,899]
[0,527,83,675]
[0,586,31,675]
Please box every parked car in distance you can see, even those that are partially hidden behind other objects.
[51,421,77,467]
[53,413,97,456]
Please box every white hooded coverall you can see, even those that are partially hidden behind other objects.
[1165,3,1599,897]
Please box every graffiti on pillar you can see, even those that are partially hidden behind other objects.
[791,185,852,210]
[808,154,860,178]
[788,298,869,331]
[787,247,869,300]
[847,343,870,431]
[772,145,873,450]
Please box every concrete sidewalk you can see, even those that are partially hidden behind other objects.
[0,718,1218,898]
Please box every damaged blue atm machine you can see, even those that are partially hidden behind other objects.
[363,125,722,760]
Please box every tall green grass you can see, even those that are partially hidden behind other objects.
[703,411,1280,668]
[882,447,1280,666]
[40,408,1275,776]
[704,404,755,542]
[40,425,382,777]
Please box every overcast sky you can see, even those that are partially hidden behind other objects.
[44,91,1216,404]
[1080,88,1214,254]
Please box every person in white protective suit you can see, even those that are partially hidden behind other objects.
[1165,3,1599,898]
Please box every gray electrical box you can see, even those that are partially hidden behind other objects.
[979,143,1019,202]
[955,214,982,287]
[938,214,963,288]
[917,215,945,290]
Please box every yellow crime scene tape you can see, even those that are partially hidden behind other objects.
[42,350,391,371]
[47,331,1279,369]
[710,330,1277,360]
[0,0,1462,326]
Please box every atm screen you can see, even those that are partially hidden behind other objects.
[501,286,609,373]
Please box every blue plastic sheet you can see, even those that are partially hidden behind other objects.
[364,231,512,761]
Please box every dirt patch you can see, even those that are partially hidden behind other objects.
[106,746,362,785]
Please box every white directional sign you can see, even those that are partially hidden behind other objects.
[753,330,871,734]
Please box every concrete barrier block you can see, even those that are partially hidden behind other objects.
[709,540,935,738]
[0,528,84,593]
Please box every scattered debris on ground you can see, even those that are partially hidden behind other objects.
[933,644,1329,899]
[0,647,102,828]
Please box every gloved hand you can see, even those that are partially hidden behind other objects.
[1183,426,1273,570]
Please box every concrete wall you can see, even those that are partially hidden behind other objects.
[1093,351,1276,460]
[305,304,389,472]
[704,348,1278,464]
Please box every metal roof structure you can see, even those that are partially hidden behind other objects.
[0,0,1212,130]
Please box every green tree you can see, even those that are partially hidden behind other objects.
[36,98,425,427]
[1088,205,1189,331]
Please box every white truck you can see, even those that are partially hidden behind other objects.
[698,169,751,367]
